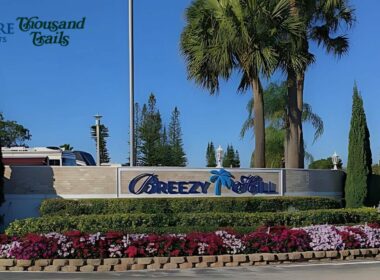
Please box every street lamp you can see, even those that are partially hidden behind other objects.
[94,114,102,166]
[216,145,224,168]
[332,152,340,170]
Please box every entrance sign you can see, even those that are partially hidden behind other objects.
[118,167,283,197]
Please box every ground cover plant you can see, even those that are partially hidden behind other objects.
[1,224,380,260]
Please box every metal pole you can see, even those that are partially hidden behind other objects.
[129,0,135,166]
[96,118,101,166]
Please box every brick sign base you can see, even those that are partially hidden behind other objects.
[0,249,379,272]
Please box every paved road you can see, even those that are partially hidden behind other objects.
[1,261,380,280]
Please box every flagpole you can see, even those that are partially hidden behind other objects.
[129,0,135,166]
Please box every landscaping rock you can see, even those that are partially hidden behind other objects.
[179,263,194,269]
[186,256,200,263]
[349,249,360,256]
[86,259,101,266]
[276,253,288,261]
[0,266,7,271]
[44,265,60,272]
[147,263,162,270]
[202,256,216,263]
[233,255,247,263]
[0,259,14,267]
[162,263,178,270]
[34,259,50,267]
[326,251,338,258]
[288,252,301,260]
[9,266,24,271]
[28,266,42,272]
[262,254,276,261]
[52,259,68,266]
[80,265,95,272]
[131,264,146,270]
[153,257,169,264]
[137,258,153,265]
[61,266,77,272]
[121,258,135,265]
[69,259,84,266]
[314,251,326,258]
[16,260,31,267]
[225,262,239,267]
[195,262,209,268]
[103,258,119,266]
[218,255,232,263]
[97,265,112,272]
[210,262,224,268]
[370,248,379,255]
[248,254,263,262]
[114,264,129,272]
[170,257,185,264]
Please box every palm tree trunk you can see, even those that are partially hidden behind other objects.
[286,69,301,168]
[252,77,265,168]
[297,73,305,168]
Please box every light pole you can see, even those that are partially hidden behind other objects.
[129,0,135,166]
[94,114,102,166]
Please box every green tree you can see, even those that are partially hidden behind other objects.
[0,113,31,147]
[168,107,187,167]
[139,94,163,166]
[181,0,304,167]
[309,157,342,169]
[284,0,355,168]
[160,126,172,166]
[233,150,240,168]
[242,82,323,168]
[345,84,372,208]
[206,142,216,167]
[91,124,110,164]
[60,144,74,151]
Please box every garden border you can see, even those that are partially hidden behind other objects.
[1,249,380,272]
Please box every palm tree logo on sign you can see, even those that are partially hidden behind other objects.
[209,169,234,196]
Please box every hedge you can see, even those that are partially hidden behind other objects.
[8,208,378,236]
[39,197,341,216]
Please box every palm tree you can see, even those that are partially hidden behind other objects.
[180,0,304,168]
[60,144,74,151]
[242,82,323,167]
[287,0,355,167]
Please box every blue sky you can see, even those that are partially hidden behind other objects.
[0,0,379,167]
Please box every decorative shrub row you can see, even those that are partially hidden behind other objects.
[39,197,341,216]
[2,224,380,260]
[7,208,378,236]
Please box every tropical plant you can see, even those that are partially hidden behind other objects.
[284,0,355,168]
[345,84,372,208]
[209,169,234,196]
[181,0,305,167]
[60,144,74,151]
[242,82,323,167]
[0,113,31,147]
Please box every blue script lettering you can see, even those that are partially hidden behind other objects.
[129,173,211,195]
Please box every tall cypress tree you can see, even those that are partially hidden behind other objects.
[168,107,187,166]
[91,124,110,164]
[139,94,163,166]
[345,83,372,208]
[233,150,241,168]
[206,142,216,167]
[223,145,236,168]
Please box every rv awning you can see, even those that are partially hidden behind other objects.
[3,157,48,166]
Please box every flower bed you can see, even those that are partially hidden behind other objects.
[1,224,380,260]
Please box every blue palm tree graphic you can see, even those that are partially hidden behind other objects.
[210,169,234,196]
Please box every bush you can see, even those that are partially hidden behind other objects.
[40,197,341,216]
[7,208,378,236]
